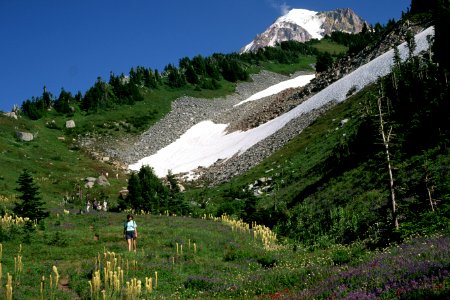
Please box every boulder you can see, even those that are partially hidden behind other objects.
[95,175,110,186]
[84,181,95,189]
[84,177,96,188]
[16,131,33,141]
[3,112,17,119]
[85,177,96,182]
[340,118,349,127]
[66,120,76,128]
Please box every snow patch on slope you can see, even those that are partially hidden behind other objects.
[235,73,315,106]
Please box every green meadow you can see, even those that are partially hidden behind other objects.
[1,212,448,299]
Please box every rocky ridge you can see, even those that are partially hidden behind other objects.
[241,8,367,53]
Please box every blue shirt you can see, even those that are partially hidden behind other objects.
[124,220,137,232]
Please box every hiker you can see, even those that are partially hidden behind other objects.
[123,214,138,251]
[86,200,91,213]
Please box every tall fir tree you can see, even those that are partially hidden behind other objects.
[138,166,168,213]
[126,173,144,211]
[13,169,49,222]
[54,88,73,114]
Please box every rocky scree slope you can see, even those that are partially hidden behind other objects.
[83,20,429,186]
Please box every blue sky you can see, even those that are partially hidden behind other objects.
[0,0,411,112]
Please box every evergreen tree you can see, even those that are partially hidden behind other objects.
[166,170,190,215]
[154,69,162,85]
[41,86,53,109]
[192,55,207,77]
[13,169,49,222]
[178,57,191,70]
[185,65,200,85]
[81,77,116,112]
[21,98,45,120]
[432,0,450,71]
[165,64,187,88]
[138,166,168,213]
[315,52,334,72]
[410,0,436,14]
[205,57,221,80]
[126,173,144,211]
[144,69,159,89]
[74,91,83,103]
[220,58,248,82]
[54,88,73,114]
[166,170,180,193]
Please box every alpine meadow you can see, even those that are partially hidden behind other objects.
[0,1,449,299]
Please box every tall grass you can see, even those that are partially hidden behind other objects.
[0,212,447,299]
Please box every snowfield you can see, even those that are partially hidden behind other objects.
[128,27,434,178]
[277,9,324,40]
[235,74,315,106]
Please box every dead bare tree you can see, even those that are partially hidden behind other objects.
[424,166,436,212]
[377,84,399,230]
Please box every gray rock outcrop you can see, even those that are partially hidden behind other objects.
[3,112,18,119]
[16,131,33,142]
[66,120,76,128]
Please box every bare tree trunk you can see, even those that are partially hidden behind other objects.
[424,170,435,212]
[377,95,399,230]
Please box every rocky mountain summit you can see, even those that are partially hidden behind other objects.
[241,8,367,53]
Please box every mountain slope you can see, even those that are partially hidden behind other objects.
[241,8,367,53]
[122,25,434,185]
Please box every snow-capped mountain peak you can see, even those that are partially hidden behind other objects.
[241,8,367,53]
[276,9,324,39]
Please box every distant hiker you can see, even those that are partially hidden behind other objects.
[103,200,108,211]
[123,214,138,251]
[93,199,98,210]
[86,201,91,213]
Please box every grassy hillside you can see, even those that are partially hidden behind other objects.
[0,113,124,210]
[0,78,237,209]
[0,212,448,299]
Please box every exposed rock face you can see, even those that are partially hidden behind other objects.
[241,8,367,53]
[244,22,313,52]
[320,8,367,36]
